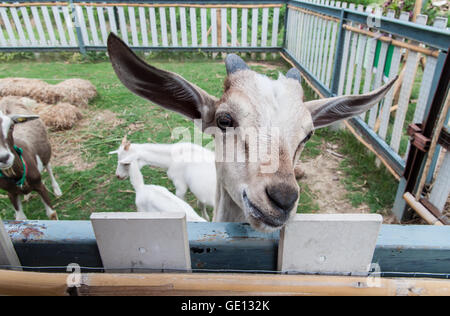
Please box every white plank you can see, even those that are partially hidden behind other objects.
[309,7,319,73]
[299,9,308,65]
[52,6,68,46]
[221,8,227,47]
[91,212,191,273]
[0,21,7,46]
[278,214,382,275]
[149,7,158,46]
[0,7,17,46]
[337,2,351,95]
[344,4,363,96]
[211,8,217,46]
[390,14,426,153]
[117,7,128,44]
[169,7,178,47]
[41,6,58,45]
[231,8,237,47]
[190,8,198,47]
[304,7,313,68]
[0,220,21,270]
[200,8,207,47]
[76,6,90,46]
[138,7,148,47]
[86,6,100,46]
[179,7,188,47]
[106,6,118,35]
[325,1,340,87]
[10,8,27,46]
[30,6,46,46]
[261,7,269,47]
[128,7,139,47]
[317,0,330,82]
[97,7,108,46]
[429,151,450,211]
[293,10,301,60]
[378,11,405,140]
[271,7,280,47]
[351,6,371,95]
[251,8,258,47]
[159,7,168,46]
[62,6,77,46]
[241,8,248,47]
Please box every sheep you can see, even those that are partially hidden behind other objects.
[0,97,61,220]
[110,136,216,221]
[118,154,207,222]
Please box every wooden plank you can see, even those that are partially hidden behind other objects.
[30,6,46,45]
[0,7,17,46]
[429,151,450,211]
[117,6,128,44]
[189,7,197,47]
[41,6,58,45]
[231,8,237,47]
[52,6,68,46]
[128,6,139,47]
[10,7,27,46]
[211,8,217,46]
[0,21,7,46]
[179,7,188,47]
[169,7,178,47]
[149,7,158,46]
[344,4,363,96]
[390,14,427,153]
[325,1,340,87]
[159,7,168,46]
[299,8,308,65]
[314,0,326,78]
[138,7,148,47]
[86,6,100,46]
[200,8,207,47]
[106,6,117,35]
[293,8,301,61]
[241,8,248,47]
[0,220,21,270]
[220,8,227,47]
[75,5,89,46]
[97,7,108,46]
[251,8,258,47]
[62,6,77,46]
[303,4,313,69]
[91,212,191,273]
[309,1,320,74]
[318,0,331,83]
[271,7,279,47]
[261,7,269,47]
[378,11,405,139]
[351,6,371,95]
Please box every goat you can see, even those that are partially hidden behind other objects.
[0,97,61,220]
[107,33,397,232]
[109,137,216,221]
[119,154,207,222]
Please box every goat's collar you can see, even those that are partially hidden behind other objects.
[0,146,27,188]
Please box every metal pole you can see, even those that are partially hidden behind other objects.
[329,8,346,96]
[69,0,86,55]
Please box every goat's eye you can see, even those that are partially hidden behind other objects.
[216,113,234,131]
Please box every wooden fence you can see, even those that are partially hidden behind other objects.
[0,0,449,222]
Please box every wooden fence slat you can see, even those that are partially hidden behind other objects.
[10,8,27,46]
[318,0,330,83]
[325,1,340,87]
[271,7,280,48]
[128,7,139,47]
[0,7,17,46]
[304,4,313,69]
[429,151,450,211]
[138,7,149,47]
[149,7,158,46]
[0,20,7,46]
[180,7,188,47]
[241,8,248,47]
[30,6,46,46]
[86,6,100,46]
[299,8,307,65]
[413,17,448,124]
[390,14,427,153]
[97,7,108,45]
[378,11,405,139]
[294,9,301,61]
[251,8,258,47]
[200,8,207,47]
[169,7,178,47]
[351,5,371,96]
[189,8,198,47]
[62,6,76,46]
[261,7,269,47]
[211,8,217,46]
[52,6,68,46]
[231,8,237,47]
[309,1,320,74]
[106,7,118,35]
[221,8,227,47]
[41,6,58,45]
[344,4,363,96]
[116,6,128,44]
[314,0,326,78]
[159,7,168,46]
[20,7,37,46]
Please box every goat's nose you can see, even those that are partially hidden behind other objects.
[266,184,298,214]
[0,154,9,163]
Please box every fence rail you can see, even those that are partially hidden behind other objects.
[0,0,449,221]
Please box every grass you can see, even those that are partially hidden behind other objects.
[0,54,397,220]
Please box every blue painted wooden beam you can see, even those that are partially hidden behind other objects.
[3,221,450,277]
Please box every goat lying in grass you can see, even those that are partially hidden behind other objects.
[0,97,61,220]
[110,136,216,221]
[119,154,207,222]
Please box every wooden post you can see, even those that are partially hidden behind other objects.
[0,219,21,271]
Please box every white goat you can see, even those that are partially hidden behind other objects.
[110,137,216,221]
[119,154,207,222]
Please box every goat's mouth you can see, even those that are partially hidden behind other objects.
[242,190,285,229]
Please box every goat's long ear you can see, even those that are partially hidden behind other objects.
[9,114,39,124]
[304,76,398,129]
[107,33,217,125]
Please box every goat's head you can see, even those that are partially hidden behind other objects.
[109,135,133,180]
[107,33,397,232]
[0,111,39,169]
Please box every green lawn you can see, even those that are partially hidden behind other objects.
[0,54,397,220]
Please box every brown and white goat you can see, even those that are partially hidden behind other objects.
[107,33,396,232]
[0,97,61,220]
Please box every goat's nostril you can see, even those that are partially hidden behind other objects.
[266,184,298,213]
[0,154,10,164]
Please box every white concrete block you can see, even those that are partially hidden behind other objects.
[91,212,191,273]
[278,213,382,276]
[0,219,21,270]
